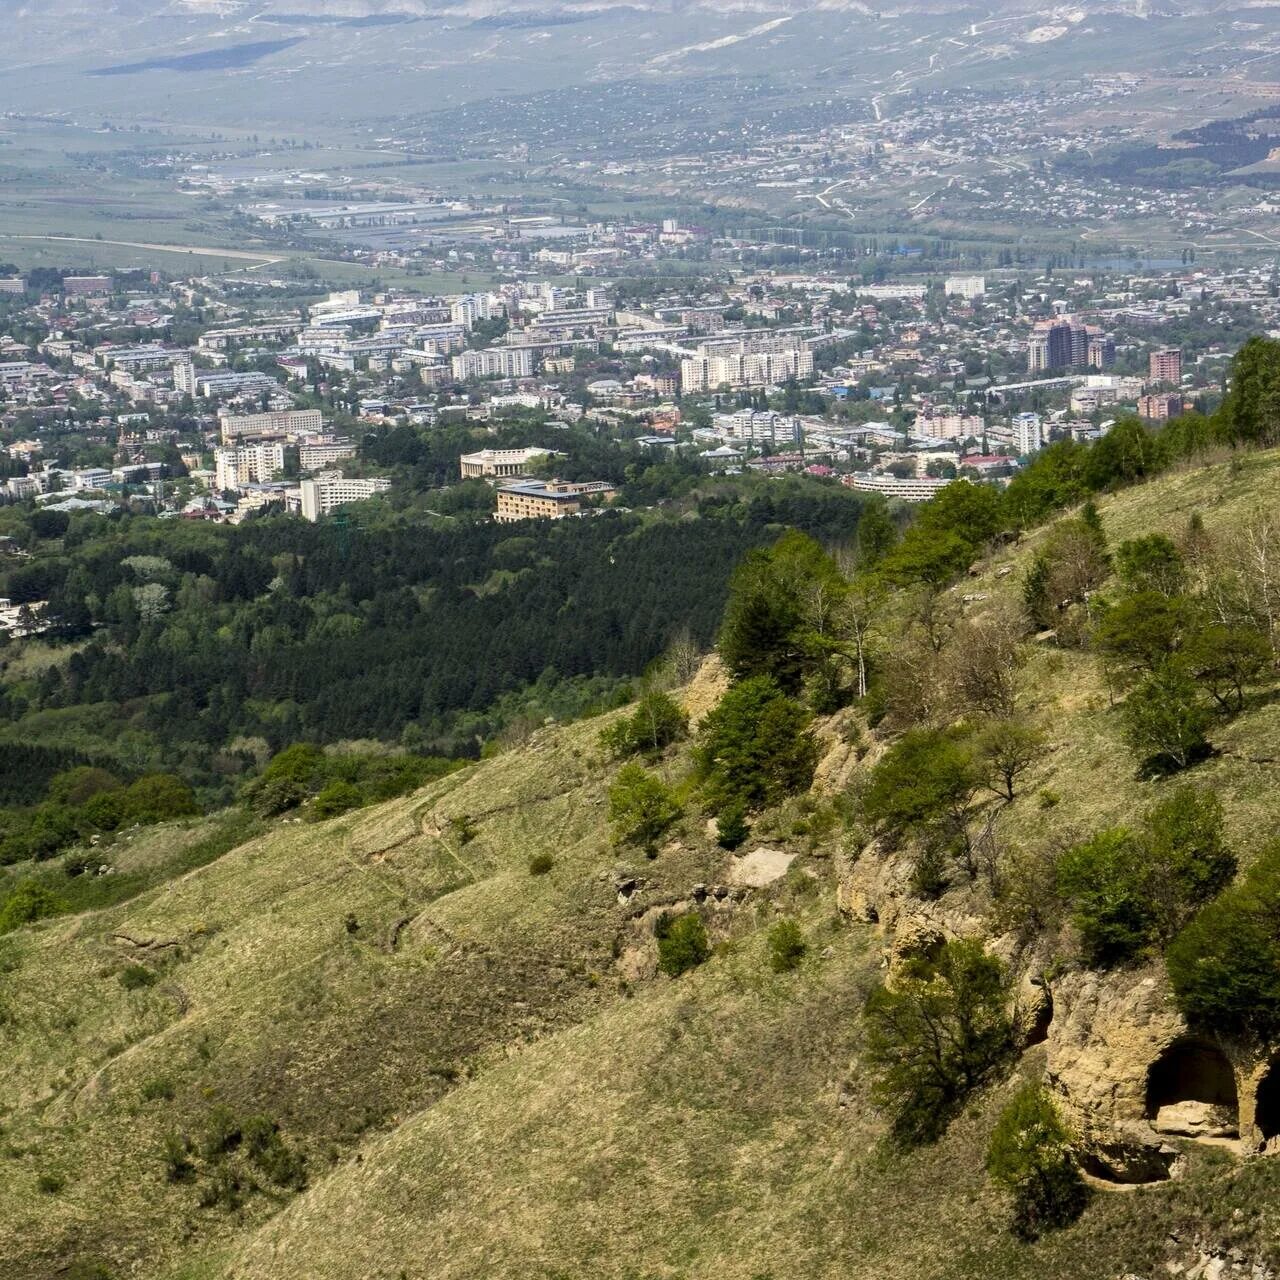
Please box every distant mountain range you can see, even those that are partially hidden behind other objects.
[0,0,1274,127]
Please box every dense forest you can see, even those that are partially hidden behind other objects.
[0,478,872,801]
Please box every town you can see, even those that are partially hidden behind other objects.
[2,251,1265,547]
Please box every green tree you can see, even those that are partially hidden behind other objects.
[1056,829,1155,966]
[1183,622,1271,715]
[1114,534,1186,597]
[1122,660,1213,774]
[121,774,199,825]
[987,1083,1089,1240]
[600,689,688,758]
[715,798,749,850]
[718,530,847,698]
[310,780,363,820]
[974,718,1045,803]
[608,764,681,857]
[1093,592,1193,687]
[863,938,1014,1146]
[1167,841,1280,1041]
[695,676,818,813]
[1057,787,1233,966]
[1022,517,1110,641]
[863,726,981,874]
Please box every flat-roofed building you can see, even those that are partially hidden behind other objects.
[842,472,955,503]
[494,479,616,522]
[299,473,391,521]
[214,441,285,492]
[221,408,324,442]
[460,447,559,480]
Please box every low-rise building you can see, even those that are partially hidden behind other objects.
[843,472,955,502]
[494,479,617,522]
[460,447,558,480]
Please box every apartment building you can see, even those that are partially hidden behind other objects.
[1149,348,1183,384]
[450,293,504,329]
[220,408,324,442]
[1137,393,1182,422]
[919,412,985,441]
[299,437,357,470]
[680,349,814,394]
[713,409,803,445]
[843,473,954,502]
[299,473,392,521]
[187,370,281,399]
[214,441,285,492]
[944,275,986,300]
[451,347,535,381]
[1012,412,1043,455]
[494,479,617,522]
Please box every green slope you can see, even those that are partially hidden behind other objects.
[7,449,1280,1278]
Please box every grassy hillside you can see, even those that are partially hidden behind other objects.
[7,449,1280,1279]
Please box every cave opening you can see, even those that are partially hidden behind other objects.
[1145,1038,1238,1138]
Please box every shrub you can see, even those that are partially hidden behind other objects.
[1167,841,1280,1041]
[716,799,750,850]
[0,881,63,934]
[197,1164,245,1211]
[200,1105,242,1161]
[987,1083,1089,1240]
[656,911,710,978]
[242,1114,307,1190]
[310,780,363,821]
[608,764,681,857]
[449,814,479,845]
[162,1132,195,1183]
[36,1171,65,1194]
[695,676,818,813]
[1057,787,1234,967]
[767,918,806,973]
[863,938,1013,1146]
[528,852,554,876]
[119,963,157,990]
[142,1076,175,1102]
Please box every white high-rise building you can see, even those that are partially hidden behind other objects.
[450,293,504,330]
[451,347,535,381]
[1012,412,1043,456]
[214,441,285,492]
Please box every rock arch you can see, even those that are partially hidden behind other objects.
[1146,1037,1239,1139]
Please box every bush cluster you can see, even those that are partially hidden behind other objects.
[241,744,459,821]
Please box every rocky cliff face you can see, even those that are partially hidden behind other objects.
[836,835,1280,1188]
